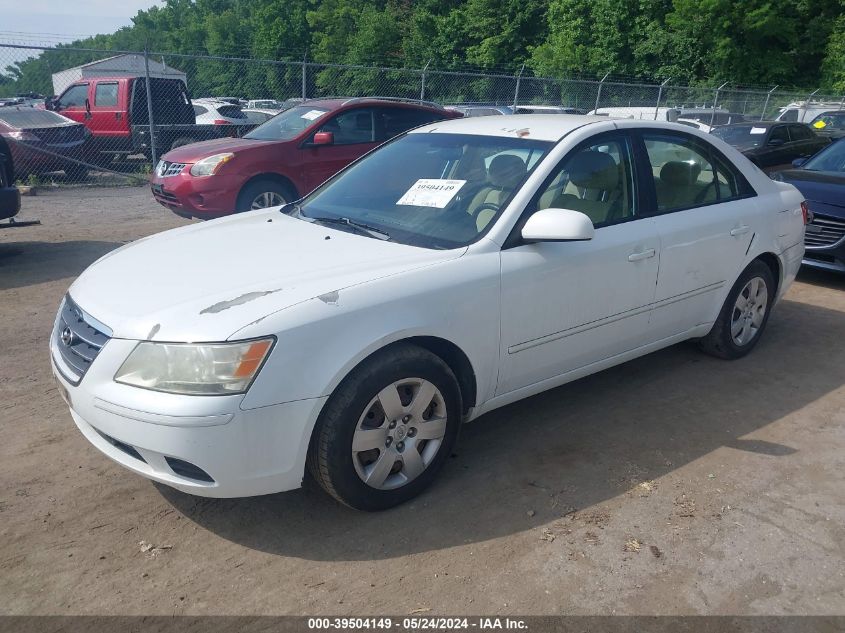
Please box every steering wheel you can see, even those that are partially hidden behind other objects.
[694,181,718,204]
[469,202,501,218]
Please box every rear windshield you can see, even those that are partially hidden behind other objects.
[0,108,74,128]
[244,105,330,140]
[711,125,767,148]
[216,105,246,119]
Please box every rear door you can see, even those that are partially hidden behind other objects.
[89,80,128,138]
[637,130,759,338]
[299,107,380,192]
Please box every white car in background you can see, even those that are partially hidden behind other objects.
[51,115,806,511]
[242,108,279,124]
[192,98,249,125]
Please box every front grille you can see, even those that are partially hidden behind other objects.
[805,212,845,248]
[152,188,181,206]
[33,124,86,146]
[52,296,112,384]
[155,161,186,177]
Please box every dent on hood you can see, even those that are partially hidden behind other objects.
[200,289,282,315]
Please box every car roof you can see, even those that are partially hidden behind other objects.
[717,121,787,128]
[411,113,617,141]
[294,97,446,111]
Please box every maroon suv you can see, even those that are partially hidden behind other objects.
[150,98,461,219]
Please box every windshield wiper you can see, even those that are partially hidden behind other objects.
[307,215,391,241]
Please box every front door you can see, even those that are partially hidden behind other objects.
[498,132,661,396]
[300,107,380,192]
[54,83,90,126]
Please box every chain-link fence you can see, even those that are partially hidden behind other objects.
[1,42,844,186]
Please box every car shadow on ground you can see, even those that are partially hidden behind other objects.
[0,240,121,291]
[158,297,845,561]
[797,266,845,291]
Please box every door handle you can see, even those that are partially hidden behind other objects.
[730,225,751,237]
[628,248,656,262]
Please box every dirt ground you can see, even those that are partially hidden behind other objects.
[1,186,844,616]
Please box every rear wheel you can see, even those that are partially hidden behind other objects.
[236,179,294,211]
[308,344,462,511]
[698,260,775,359]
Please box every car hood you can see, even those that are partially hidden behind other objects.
[68,210,465,342]
[777,169,845,215]
[161,136,271,163]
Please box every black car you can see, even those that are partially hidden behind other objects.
[0,106,90,179]
[0,136,21,223]
[772,138,845,273]
[711,121,830,171]
[808,110,845,141]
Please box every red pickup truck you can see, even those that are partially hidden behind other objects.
[47,76,255,162]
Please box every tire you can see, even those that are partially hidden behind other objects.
[235,178,294,212]
[698,260,775,360]
[307,344,462,511]
[168,137,196,152]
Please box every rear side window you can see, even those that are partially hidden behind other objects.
[94,82,118,106]
[59,84,88,107]
[193,105,208,116]
[641,132,753,212]
[788,125,813,140]
[779,109,799,122]
[378,107,443,140]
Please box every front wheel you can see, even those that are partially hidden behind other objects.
[235,179,293,212]
[698,260,775,359]
[308,344,462,511]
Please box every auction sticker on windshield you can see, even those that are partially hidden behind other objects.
[301,110,326,121]
[396,179,466,208]
[750,127,767,134]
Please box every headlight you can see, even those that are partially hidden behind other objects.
[189,153,235,177]
[114,338,274,395]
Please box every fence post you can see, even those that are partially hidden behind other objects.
[761,85,778,121]
[143,47,158,167]
[654,77,670,120]
[302,54,308,100]
[709,81,728,127]
[512,63,525,110]
[420,59,431,101]
[594,72,610,113]
[839,95,844,111]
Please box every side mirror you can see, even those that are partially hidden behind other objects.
[313,131,334,146]
[45,97,58,111]
[521,208,595,243]
[791,157,808,168]
[768,137,785,147]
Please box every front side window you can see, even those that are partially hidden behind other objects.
[779,109,799,122]
[294,133,552,249]
[59,84,88,108]
[811,113,845,129]
[643,133,752,211]
[769,126,790,144]
[94,82,118,107]
[318,108,375,145]
[533,136,636,227]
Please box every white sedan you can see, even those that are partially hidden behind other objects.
[50,115,807,510]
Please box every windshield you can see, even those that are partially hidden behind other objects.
[810,112,845,129]
[244,105,330,140]
[293,133,552,249]
[803,139,845,172]
[711,125,767,147]
[0,108,74,128]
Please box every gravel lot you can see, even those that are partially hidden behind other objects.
[1,186,844,616]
